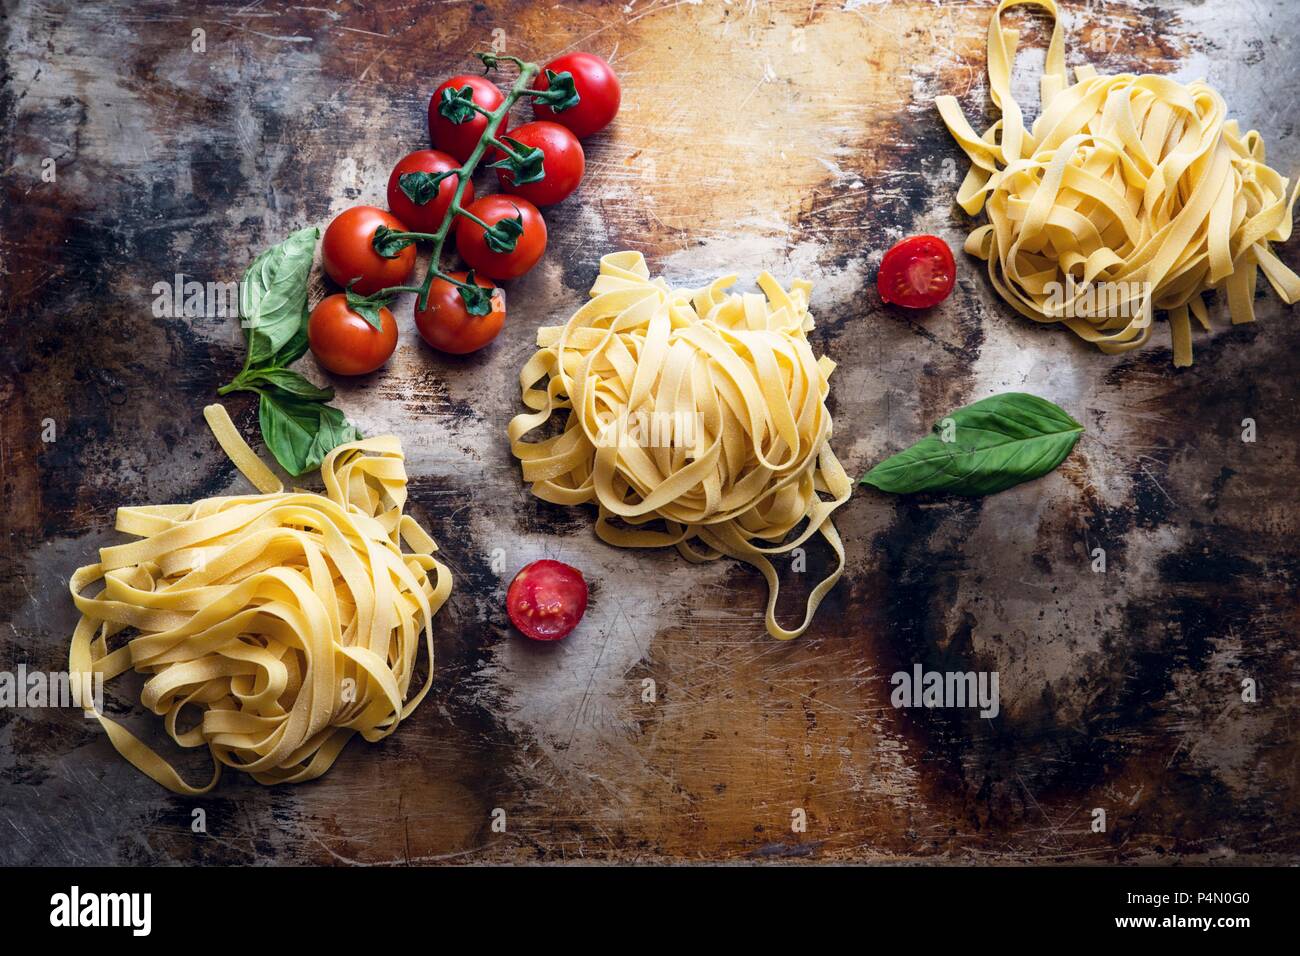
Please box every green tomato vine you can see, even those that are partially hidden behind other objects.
[351,53,578,318]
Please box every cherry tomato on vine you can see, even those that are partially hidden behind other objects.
[455,195,547,281]
[386,149,472,233]
[531,52,620,139]
[877,235,956,309]
[506,560,588,641]
[322,206,415,296]
[493,121,585,207]
[308,293,397,376]
[429,74,506,164]
[414,272,506,355]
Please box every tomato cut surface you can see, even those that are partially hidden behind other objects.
[877,235,956,309]
[506,560,588,641]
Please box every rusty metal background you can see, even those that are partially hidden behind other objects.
[1,0,1297,864]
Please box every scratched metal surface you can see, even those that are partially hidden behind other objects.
[1,0,1297,865]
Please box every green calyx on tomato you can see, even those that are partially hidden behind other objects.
[453,270,495,316]
[532,69,580,112]
[344,282,395,331]
[481,208,524,254]
[438,85,485,125]
[486,136,546,186]
[398,169,458,206]
[371,224,418,259]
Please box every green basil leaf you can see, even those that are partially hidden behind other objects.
[240,226,319,368]
[861,392,1084,496]
[270,322,310,368]
[399,170,457,206]
[241,368,334,402]
[257,386,361,476]
[481,209,524,253]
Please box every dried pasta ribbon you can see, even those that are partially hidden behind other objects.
[509,251,851,641]
[936,0,1300,365]
[68,404,452,795]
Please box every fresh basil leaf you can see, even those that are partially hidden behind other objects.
[257,386,361,476]
[345,287,390,332]
[540,69,580,113]
[861,392,1084,496]
[399,170,456,206]
[486,138,546,186]
[372,224,415,260]
[270,321,310,368]
[482,210,524,253]
[241,368,334,402]
[240,226,319,368]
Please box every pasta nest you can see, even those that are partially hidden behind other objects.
[509,251,851,640]
[69,420,452,795]
[937,0,1300,365]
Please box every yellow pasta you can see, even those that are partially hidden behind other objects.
[68,405,452,794]
[509,251,851,641]
[937,0,1300,365]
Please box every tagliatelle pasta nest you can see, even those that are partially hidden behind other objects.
[68,406,452,795]
[508,251,851,640]
[937,0,1300,365]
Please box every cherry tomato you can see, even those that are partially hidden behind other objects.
[414,272,506,355]
[877,235,956,309]
[429,74,506,163]
[493,121,585,207]
[455,195,547,281]
[322,206,415,296]
[531,52,621,139]
[386,149,472,233]
[506,560,588,641]
[308,293,397,376]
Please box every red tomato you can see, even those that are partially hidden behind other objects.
[506,560,588,641]
[531,52,620,139]
[322,206,415,296]
[414,272,506,355]
[877,235,956,309]
[308,293,397,376]
[493,121,585,207]
[386,149,472,232]
[429,74,506,163]
[455,195,547,280]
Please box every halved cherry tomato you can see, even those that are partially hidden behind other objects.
[308,293,397,376]
[455,195,547,281]
[531,52,620,139]
[414,272,506,355]
[877,235,956,309]
[387,149,472,233]
[506,560,588,641]
[322,206,415,296]
[429,74,506,164]
[493,121,584,207]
